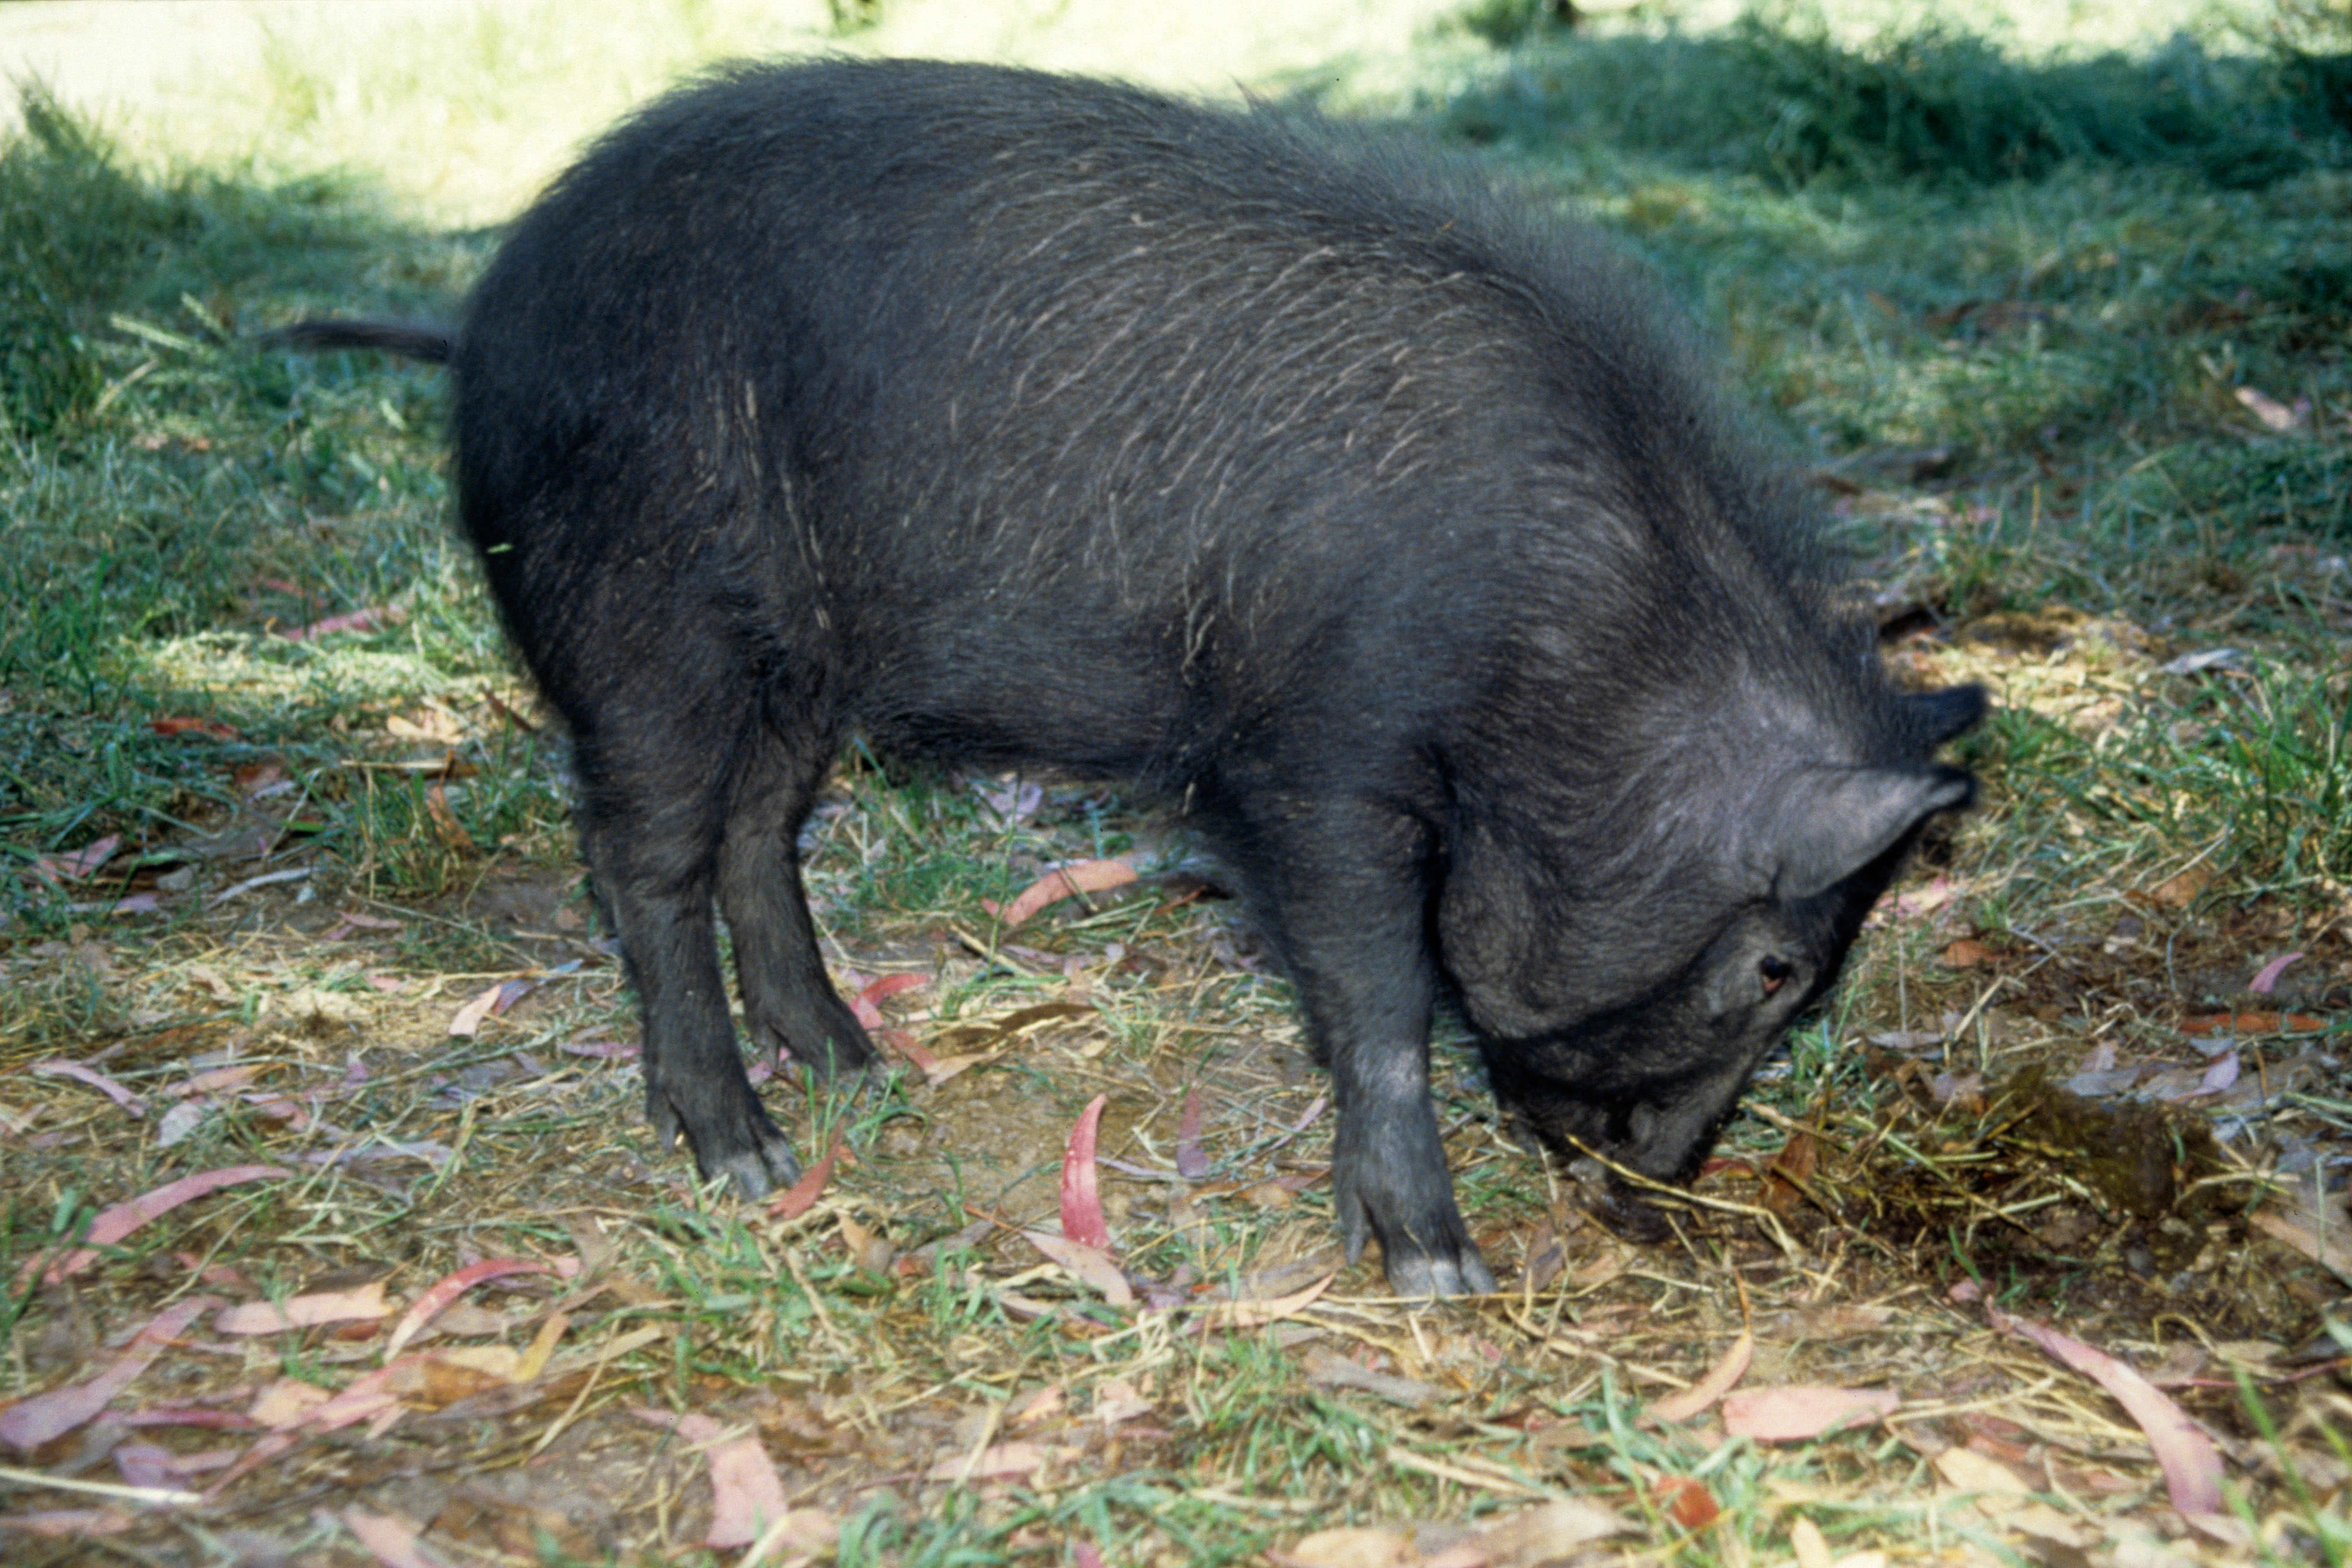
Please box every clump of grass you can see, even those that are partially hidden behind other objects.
[1445,9,2349,188]
[0,89,172,434]
[1444,0,1576,50]
[0,85,486,897]
[2264,0,2352,137]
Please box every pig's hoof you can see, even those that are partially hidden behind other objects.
[706,1135,802,1201]
[1382,1245,1498,1299]
[1569,1158,1676,1243]
[654,1097,803,1199]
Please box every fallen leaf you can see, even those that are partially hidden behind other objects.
[1176,1088,1208,1179]
[1647,1329,1753,1423]
[149,716,238,740]
[1519,1223,1565,1294]
[560,1038,634,1059]
[28,834,121,884]
[1061,1094,1111,1249]
[1299,1345,1444,1407]
[1760,1132,1817,1216]
[1024,1231,1133,1308]
[2252,1206,2352,1285]
[924,1439,1050,1483]
[283,606,403,641]
[1933,1444,2033,1500]
[1093,1378,1154,1427]
[383,1258,554,1360]
[837,1213,894,1275]
[342,1507,448,1568]
[1471,1499,1632,1560]
[2180,1010,2326,1035]
[2147,867,2214,907]
[1270,1525,1418,1568]
[765,1134,841,1221]
[2235,385,2306,432]
[1008,1386,1065,1427]
[2195,1050,2239,1095]
[250,1379,334,1428]
[0,1508,135,1538]
[2249,952,2304,994]
[423,784,474,851]
[849,972,925,1029]
[173,1064,265,1096]
[112,1440,225,1490]
[630,1409,791,1546]
[1719,1385,1897,1442]
[23,1165,289,1286]
[446,982,505,1038]
[216,1279,394,1335]
[1191,1270,1335,1333]
[1655,1476,1719,1529]
[984,858,1137,929]
[1790,1514,1833,1568]
[29,1060,146,1116]
[0,1296,219,1452]
[1990,1305,2223,1523]
[739,1507,838,1565]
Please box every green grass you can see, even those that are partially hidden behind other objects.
[1444,6,2348,188]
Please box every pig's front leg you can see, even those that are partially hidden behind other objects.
[1218,795,1497,1298]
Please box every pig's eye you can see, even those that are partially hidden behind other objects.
[1759,955,1795,998]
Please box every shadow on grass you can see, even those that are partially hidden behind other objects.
[1436,11,2352,189]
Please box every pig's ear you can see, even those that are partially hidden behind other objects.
[1767,765,1974,900]
[1902,684,1988,750]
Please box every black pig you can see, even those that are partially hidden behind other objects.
[280,59,1983,1296]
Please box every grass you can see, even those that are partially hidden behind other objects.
[1444,9,2347,188]
[1,3,2348,1564]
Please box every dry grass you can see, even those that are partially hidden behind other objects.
[4,663,2347,1563]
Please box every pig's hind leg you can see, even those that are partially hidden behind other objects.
[567,665,804,1199]
[717,720,877,1082]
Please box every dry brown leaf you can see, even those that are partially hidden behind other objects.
[1191,1270,1335,1332]
[383,1258,555,1359]
[1272,1525,1421,1568]
[216,1279,393,1335]
[985,859,1137,928]
[1720,1385,1897,1442]
[1060,1093,1111,1248]
[1790,1515,1833,1568]
[739,1507,839,1566]
[1646,1330,1753,1423]
[23,1166,289,1287]
[1471,1499,1632,1562]
[0,1296,219,1452]
[1300,1345,1445,1407]
[1990,1305,2224,1523]
[1023,1231,1133,1308]
[2251,1206,2352,1285]
[2146,866,2214,908]
[923,1439,1051,1483]
[1933,1445,2033,1503]
[1654,1476,1719,1530]
[342,1507,447,1568]
[630,1409,791,1548]
[250,1379,333,1429]
[423,783,475,850]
